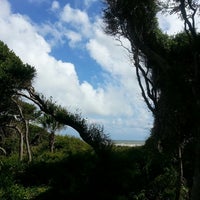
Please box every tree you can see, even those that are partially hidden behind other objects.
[0,40,112,157]
[12,99,39,162]
[103,0,200,199]
[0,41,35,105]
[0,41,36,161]
[18,89,113,155]
[38,112,65,153]
[0,40,36,126]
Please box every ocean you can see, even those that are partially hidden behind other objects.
[113,140,145,147]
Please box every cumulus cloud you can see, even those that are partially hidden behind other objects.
[0,0,11,17]
[36,22,64,47]
[157,12,184,35]
[86,21,133,78]
[84,0,98,8]
[64,30,82,47]
[37,4,93,47]
[0,0,153,139]
[61,4,91,37]
[51,1,60,11]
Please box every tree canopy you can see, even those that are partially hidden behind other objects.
[0,41,35,123]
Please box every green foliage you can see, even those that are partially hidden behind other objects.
[0,41,35,90]
[148,167,177,199]
[0,134,193,200]
[103,0,158,36]
[0,155,49,200]
[54,135,91,153]
[0,184,49,200]
[2,132,19,155]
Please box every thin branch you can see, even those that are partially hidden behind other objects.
[138,63,158,108]
[115,36,132,54]
[187,0,197,30]
[180,0,197,37]
[134,48,155,114]
[0,147,6,155]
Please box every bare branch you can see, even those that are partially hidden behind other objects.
[0,147,6,155]
[187,0,197,29]
[115,35,132,54]
[134,48,156,114]
[180,0,197,37]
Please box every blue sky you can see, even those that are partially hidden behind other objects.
[0,0,188,140]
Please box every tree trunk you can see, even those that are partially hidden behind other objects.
[11,98,25,161]
[14,126,24,161]
[175,145,184,200]
[25,120,32,162]
[19,129,24,161]
[191,135,200,200]
[49,132,55,153]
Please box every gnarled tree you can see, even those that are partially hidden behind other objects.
[18,88,113,155]
[0,40,112,158]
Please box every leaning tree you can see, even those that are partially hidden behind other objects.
[103,0,200,199]
[0,40,112,158]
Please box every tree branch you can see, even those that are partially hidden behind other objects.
[0,147,6,155]
[134,48,156,114]
[16,88,113,154]
[179,0,197,38]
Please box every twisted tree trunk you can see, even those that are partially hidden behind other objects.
[25,120,32,162]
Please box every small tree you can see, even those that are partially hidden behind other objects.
[38,113,65,153]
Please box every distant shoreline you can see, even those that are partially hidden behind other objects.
[113,140,145,147]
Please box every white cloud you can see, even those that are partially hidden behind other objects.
[36,22,64,47]
[86,25,133,78]
[84,0,98,8]
[65,30,82,47]
[61,4,91,37]
[157,12,184,35]
[51,1,60,11]
[86,19,141,105]
[0,0,11,18]
[37,4,93,47]
[0,0,153,140]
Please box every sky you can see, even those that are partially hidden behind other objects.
[0,0,188,140]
